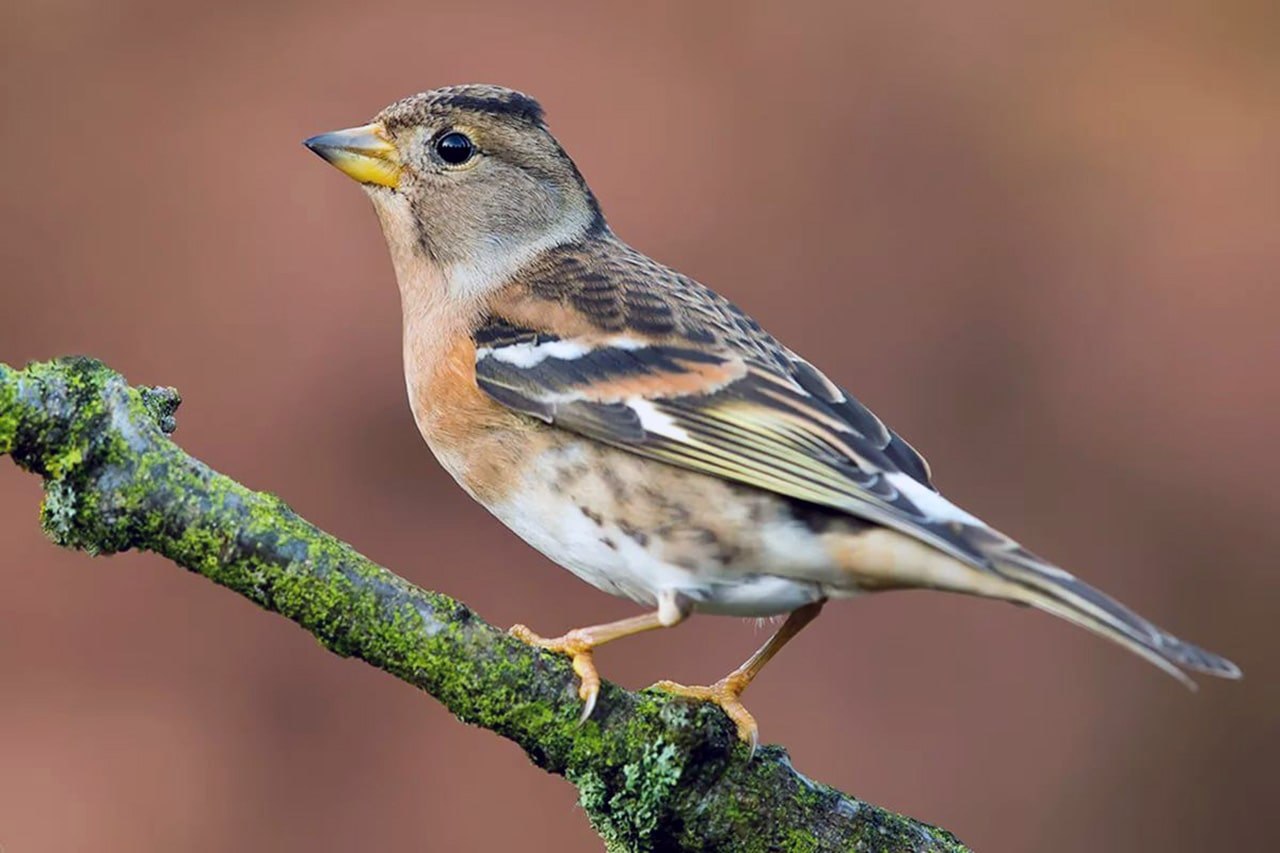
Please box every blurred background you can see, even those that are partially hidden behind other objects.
[1,1,1276,850]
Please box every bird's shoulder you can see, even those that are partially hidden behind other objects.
[478,237,934,488]
[488,237,794,368]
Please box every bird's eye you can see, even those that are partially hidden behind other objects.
[435,131,475,165]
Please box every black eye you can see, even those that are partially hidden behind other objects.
[435,131,475,165]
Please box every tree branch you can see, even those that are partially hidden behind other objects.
[0,356,969,853]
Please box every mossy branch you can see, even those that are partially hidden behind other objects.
[0,356,969,853]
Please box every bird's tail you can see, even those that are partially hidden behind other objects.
[831,524,1241,686]
[984,546,1241,687]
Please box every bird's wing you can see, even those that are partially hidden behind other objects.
[479,259,1242,681]
[474,293,992,572]
[473,248,1241,684]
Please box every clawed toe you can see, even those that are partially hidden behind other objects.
[509,624,601,722]
[652,676,759,755]
[570,650,600,721]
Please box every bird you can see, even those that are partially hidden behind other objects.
[303,84,1241,749]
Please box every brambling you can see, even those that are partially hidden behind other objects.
[305,85,1240,748]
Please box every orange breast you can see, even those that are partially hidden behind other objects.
[407,334,541,505]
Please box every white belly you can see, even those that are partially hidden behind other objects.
[483,473,824,614]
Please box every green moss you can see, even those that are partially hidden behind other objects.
[43,442,84,480]
[0,368,19,456]
[1,357,971,853]
[138,385,181,434]
[780,828,820,853]
[40,479,79,544]
[571,737,685,850]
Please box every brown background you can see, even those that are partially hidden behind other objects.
[1,1,1276,851]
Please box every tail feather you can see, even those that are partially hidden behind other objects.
[992,549,1242,685]
[825,483,1241,684]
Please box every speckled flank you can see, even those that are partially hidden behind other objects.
[487,432,876,616]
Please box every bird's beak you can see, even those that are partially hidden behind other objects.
[303,122,401,188]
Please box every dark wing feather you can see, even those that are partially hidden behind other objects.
[784,354,934,488]
[473,319,985,569]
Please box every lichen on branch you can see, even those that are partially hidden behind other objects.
[0,357,969,853]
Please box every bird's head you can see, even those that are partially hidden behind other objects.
[305,84,604,297]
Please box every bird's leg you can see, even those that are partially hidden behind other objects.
[652,600,825,753]
[510,592,689,722]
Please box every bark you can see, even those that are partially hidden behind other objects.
[0,356,969,853]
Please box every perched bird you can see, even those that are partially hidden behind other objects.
[304,84,1240,748]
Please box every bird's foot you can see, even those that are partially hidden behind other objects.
[651,673,759,756]
[509,624,601,722]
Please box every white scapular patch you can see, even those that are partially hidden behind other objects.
[476,335,651,368]
[887,472,982,525]
[476,338,591,367]
[627,397,690,440]
[606,335,650,351]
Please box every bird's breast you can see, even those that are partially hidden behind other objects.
[404,325,541,505]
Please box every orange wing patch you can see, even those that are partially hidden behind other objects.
[574,354,747,403]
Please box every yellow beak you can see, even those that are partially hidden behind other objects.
[303,122,401,188]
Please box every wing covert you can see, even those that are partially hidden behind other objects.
[473,316,984,569]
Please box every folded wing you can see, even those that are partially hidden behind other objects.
[473,314,1240,684]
